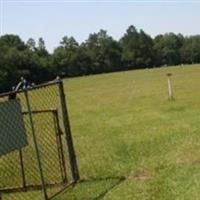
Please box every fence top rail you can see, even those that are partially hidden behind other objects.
[0,78,62,98]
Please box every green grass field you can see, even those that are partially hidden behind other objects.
[2,64,200,200]
[56,64,200,200]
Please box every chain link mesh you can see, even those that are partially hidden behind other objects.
[0,80,77,200]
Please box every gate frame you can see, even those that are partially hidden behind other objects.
[0,77,80,200]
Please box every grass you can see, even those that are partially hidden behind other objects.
[2,64,200,199]
[56,64,200,200]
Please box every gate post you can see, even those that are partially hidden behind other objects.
[23,79,48,200]
[57,78,80,182]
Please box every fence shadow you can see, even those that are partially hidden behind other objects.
[56,176,126,200]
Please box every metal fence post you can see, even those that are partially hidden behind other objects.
[12,81,27,190]
[19,149,26,189]
[23,81,48,200]
[57,78,80,182]
[52,109,68,183]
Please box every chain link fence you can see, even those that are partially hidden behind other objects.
[0,78,79,200]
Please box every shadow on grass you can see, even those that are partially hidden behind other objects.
[56,176,126,200]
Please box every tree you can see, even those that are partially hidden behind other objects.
[181,36,200,64]
[153,33,184,66]
[60,36,79,49]
[120,25,153,69]
[36,37,48,57]
[52,36,80,76]
[0,34,26,50]
[0,35,51,92]
[84,29,122,73]
[27,38,36,51]
[1,25,200,93]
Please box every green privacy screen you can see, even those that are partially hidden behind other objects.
[0,99,28,157]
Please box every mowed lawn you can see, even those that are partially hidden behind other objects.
[54,64,200,200]
[3,64,200,200]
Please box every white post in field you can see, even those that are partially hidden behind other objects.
[166,73,173,100]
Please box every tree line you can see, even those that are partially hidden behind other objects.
[0,25,200,92]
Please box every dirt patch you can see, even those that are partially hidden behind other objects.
[131,169,153,181]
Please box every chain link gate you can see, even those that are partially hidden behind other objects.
[0,78,79,200]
